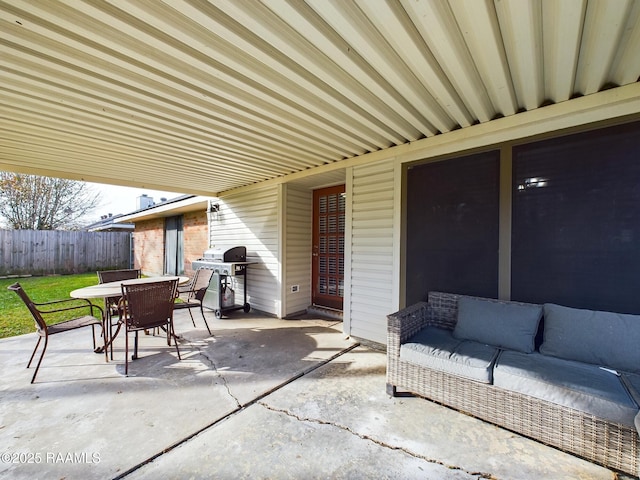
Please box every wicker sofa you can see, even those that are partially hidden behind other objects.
[387,291,640,476]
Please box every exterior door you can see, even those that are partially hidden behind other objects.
[164,215,184,275]
[312,185,345,310]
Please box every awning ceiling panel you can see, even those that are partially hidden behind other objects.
[0,0,638,195]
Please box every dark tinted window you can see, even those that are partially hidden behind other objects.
[512,121,640,313]
[406,151,500,304]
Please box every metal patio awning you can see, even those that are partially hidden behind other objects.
[1,0,639,195]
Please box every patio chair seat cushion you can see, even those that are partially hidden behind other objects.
[540,303,640,374]
[494,350,638,427]
[400,326,499,383]
[453,297,543,353]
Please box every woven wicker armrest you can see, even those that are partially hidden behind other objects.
[387,302,431,354]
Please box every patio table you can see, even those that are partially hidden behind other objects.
[70,276,188,354]
[70,275,189,299]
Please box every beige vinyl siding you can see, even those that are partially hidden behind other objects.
[212,185,281,316]
[283,185,312,316]
[347,160,397,344]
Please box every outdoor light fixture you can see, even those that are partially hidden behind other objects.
[518,177,549,191]
[208,201,221,221]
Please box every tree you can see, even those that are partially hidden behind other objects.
[0,172,102,230]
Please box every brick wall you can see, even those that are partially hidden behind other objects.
[133,211,208,276]
[183,210,208,276]
[133,218,165,276]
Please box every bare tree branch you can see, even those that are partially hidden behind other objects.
[0,173,102,230]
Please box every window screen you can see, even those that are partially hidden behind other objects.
[512,121,640,313]
[406,151,500,304]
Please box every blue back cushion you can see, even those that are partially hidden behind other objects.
[453,297,543,353]
[540,303,640,374]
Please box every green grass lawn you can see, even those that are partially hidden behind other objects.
[0,273,101,339]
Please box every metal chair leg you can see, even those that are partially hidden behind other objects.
[108,322,123,361]
[187,308,196,328]
[109,318,114,360]
[100,321,108,363]
[133,331,139,360]
[125,329,129,376]
[170,321,181,360]
[27,336,42,369]
[200,306,212,336]
[30,336,49,384]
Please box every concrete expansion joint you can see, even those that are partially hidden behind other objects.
[255,402,496,480]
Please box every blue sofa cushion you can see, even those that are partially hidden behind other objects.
[494,350,638,427]
[453,297,543,353]
[540,303,640,374]
[620,373,640,435]
[401,326,499,383]
[621,372,640,407]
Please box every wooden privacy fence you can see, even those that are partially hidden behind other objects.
[0,229,132,276]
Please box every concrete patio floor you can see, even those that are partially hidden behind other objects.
[0,309,634,480]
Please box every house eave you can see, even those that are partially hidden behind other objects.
[115,196,212,223]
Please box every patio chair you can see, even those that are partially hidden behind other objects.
[7,283,106,384]
[97,268,141,359]
[117,278,180,376]
[97,268,141,284]
[173,268,213,335]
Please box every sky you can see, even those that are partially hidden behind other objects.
[88,182,185,221]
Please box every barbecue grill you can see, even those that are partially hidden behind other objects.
[192,246,247,273]
[192,246,251,318]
